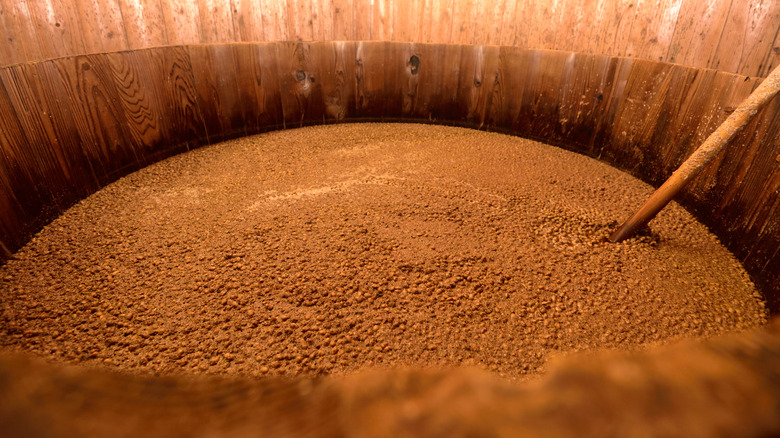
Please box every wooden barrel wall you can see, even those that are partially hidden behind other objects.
[0,41,778,312]
[1,1,779,77]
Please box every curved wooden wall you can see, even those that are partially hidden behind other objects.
[0,42,778,312]
[1,1,779,77]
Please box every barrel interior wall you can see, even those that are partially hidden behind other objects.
[0,41,778,311]
[1,1,779,78]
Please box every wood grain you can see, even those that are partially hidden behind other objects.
[372,0,394,42]
[666,0,732,71]
[197,0,235,43]
[231,0,265,42]
[0,41,779,311]
[422,0,453,44]
[3,0,780,79]
[332,0,353,40]
[449,0,476,45]
[0,61,98,200]
[188,44,246,142]
[144,46,208,150]
[713,0,780,77]
[275,41,326,127]
[354,41,388,119]
[286,0,313,41]
[232,43,285,133]
[260,0,289,41]
[625,0,682,62]
[353,0,372,41]
[0,73,49,251]
[309,41,356,121]
[74,0,129,53]
[105,50,170,161]
[455,45,500,128]
[119,0,169,49]
[159,0,201,45]
[26,0,86,61]
[0,0,43,64]
[411,43,461,121]
[53,54,144,183]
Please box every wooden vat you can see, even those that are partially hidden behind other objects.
[1,40,778,311]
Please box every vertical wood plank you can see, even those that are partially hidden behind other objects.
[385,42,412,116]
[456,45,489,125]
[144,46,209,149]
[118,0,169,49]
[666,0,732,70]
[232,42,284,133]
[437,42,463,119]
[372,0,394,42]
[3,60,98,194]
[511,49,572,140]
[52,54,143,182]
[626,0,682,62]
[104,50,170,160]
[231,0,265,42]
[355,41,390,118]
[498,0,521,47]
[602,0,640,56]
[762,31,780,78]
[0,73,53,240]
[378,42,411,117]
[520,0,550,50]
[311,0,335,41]
[0,4,25,65]
[197,0,236,43]
[310,40,356,120]
[286,0,314,41]
[74,0,129,53]
[581,0,634,56]
[484,0,506,46]
[259,0,288,40]
[449,0,476,45]
[490,46,531,134]
[713,0,780,77]
[160,0,202,45]
[657,69,730,176]
[332,0,353,40]
[587,56,632,158]
[354,0,372,40]
[471,0,498,46]
[411,43,461,120]
[603,59,680,176]
[553,0,590,52]
[420,0,452,43]
[26,0,86,61]
[555,53,617,148]
[0,88,38,256]
[188,44,246,142]
[311,0,323,40]
[685,73,757,196]
[456,44,499,128]
[1,0,43,65]
[705,79,777,212]
[275,41,326,127]
[393,0,422,42]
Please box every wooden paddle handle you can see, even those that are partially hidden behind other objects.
[609,64,780,243]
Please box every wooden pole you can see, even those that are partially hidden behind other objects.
[608,64,780,243]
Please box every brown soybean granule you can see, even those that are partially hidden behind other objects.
[0,123,768,380]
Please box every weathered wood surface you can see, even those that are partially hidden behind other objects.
[188,44,246,143]
[0,42,778,313]
[1,0,779,78]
